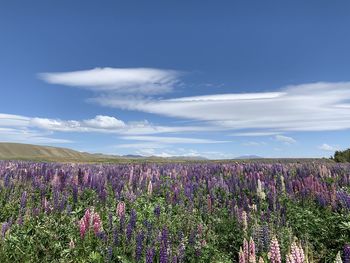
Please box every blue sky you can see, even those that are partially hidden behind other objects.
[1,1,350,158]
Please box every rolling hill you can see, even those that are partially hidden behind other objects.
[0,142,97,161]
[0,142,207,162]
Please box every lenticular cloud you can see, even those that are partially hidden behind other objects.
[93,81,350,132]
[39,67,181,95]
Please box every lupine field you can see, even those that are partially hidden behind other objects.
[0,160,349,262]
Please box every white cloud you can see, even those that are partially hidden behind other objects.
[39,67,181,95]
[83,115,126,129]
[232,131,281,137]
[243,141,266,146]
[120,135,228,144]
[91,82,350,132]
[275,135,296,144]
[319,143,339,152]
[0,113,217,139]
[0,127,72,144]
[31,115,126,131]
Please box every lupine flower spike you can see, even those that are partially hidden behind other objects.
[334,251,343,263]
[268,236,281,263]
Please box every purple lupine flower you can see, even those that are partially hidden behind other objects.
[262,224,270,251]
[72,183,78,204]
[136,231,145,261]
[130,209,137,229]
[126,223,133,240]
[107,246,113,262]
[119,215,125,232]
[344,244,350,263]
[20,191,27,211]
[178,233,185,262]
[113,227,119,247]
[146,247,155,263]
[154,205,161,218]
[96,230,107,241]
[160,227,169,263]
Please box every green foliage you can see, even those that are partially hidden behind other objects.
[333,148,350,162]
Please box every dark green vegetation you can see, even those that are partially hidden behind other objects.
[0,161,349,262]
[333,148,350,163]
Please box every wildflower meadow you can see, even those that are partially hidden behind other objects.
[0,160,349,262]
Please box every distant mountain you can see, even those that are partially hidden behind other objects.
[235,155,263,160]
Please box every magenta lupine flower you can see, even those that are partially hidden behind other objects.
[249,237,256,263]
[79,208,102,238]
[93,212,102,234]
[116,201,126,218]
[268,236,281,263]
[239,247,246,263]
[79,219,86,238]
[83,208,91,229]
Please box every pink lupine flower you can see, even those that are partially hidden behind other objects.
[268,236,281,263]
[249,237,256,263]
[83,208,91,229]
[116,201,126,218]
[79,208,103,238]
[243,238,249,262]
[258,257,265,263]
[207,195,212,213]
[239,247,246,263]
[286,253,294,263]
[290,241,305,263]
[197,224,203,236]
[79,219,86,238]
[92,212,102,234]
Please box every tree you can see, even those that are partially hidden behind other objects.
[333,149,350,163]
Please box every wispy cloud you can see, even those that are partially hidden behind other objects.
[0,127,72,144]
[39,67,181,95]
[0,113,216,137]
[231,131,281,137]
[275,135,296,144]
[243,141,266,146]
[120,135,228,144]
[90,81,350,132]
[318,143,339,152]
